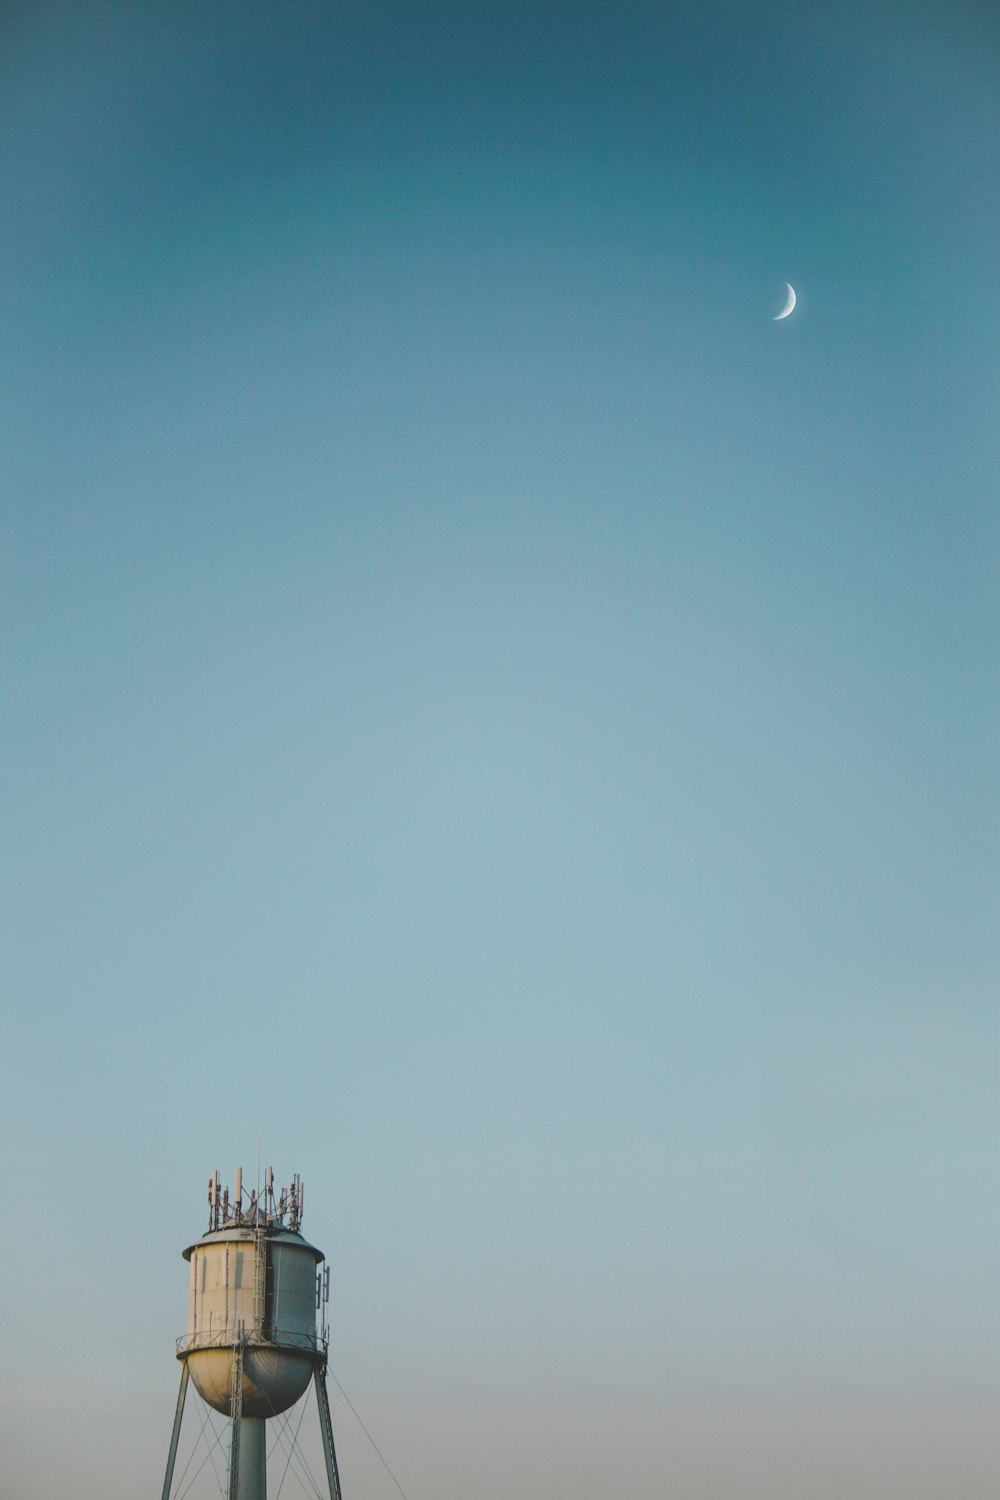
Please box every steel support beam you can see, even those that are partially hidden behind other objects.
[314,1367,344,1500]
[161,1361,190,1500]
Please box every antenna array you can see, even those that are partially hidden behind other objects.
[207,1167,305,1233]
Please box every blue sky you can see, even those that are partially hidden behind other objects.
[2,4,997,1497]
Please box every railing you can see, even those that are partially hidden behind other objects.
[176,1325,328,1357]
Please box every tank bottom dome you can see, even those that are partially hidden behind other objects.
[187,1345,316,1417]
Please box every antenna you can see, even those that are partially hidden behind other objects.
[208,1171,221,1229]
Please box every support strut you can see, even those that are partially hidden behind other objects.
[161,1361,190,1500]
[314,1367,344,1500]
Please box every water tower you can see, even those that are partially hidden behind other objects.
[161,1166,344,1500]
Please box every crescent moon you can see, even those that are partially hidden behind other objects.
[773,282,796,320]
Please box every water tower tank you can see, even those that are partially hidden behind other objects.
[182,1216,322,1415]
[162,1168,344,1500]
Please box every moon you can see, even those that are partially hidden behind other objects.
[773,282,797,320]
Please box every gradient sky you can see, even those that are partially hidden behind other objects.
[2,4,997,1498]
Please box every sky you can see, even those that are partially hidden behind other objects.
[1,2,997,1496]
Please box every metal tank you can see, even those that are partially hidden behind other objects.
[161,1167,344,1500]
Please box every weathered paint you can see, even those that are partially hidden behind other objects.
[181,1224,323,1418]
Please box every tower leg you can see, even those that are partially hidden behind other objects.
[314,1367,344,1500]
[236,1418,267,1500]
[161,1361,189,1500]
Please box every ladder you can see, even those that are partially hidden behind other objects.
[227,1340,244,1500]
[253,1211,267,1337]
